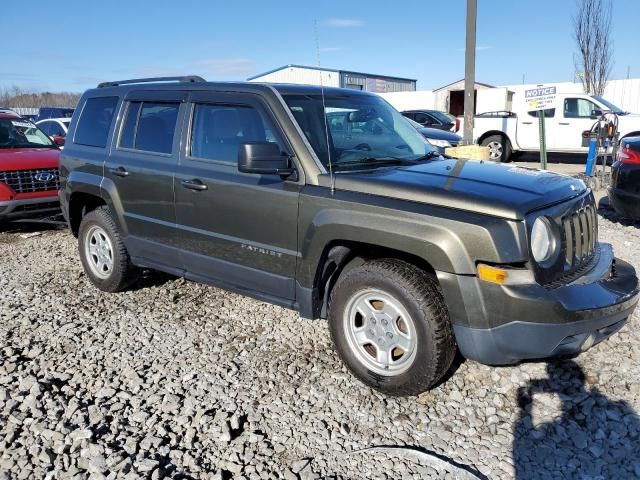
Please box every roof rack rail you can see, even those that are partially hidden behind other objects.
[97,76,206,88]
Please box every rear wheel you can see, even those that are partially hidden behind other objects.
[78,206,138,292]
[328,259,455,396]
[482,134,512,162]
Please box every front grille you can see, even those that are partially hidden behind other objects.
[0,169,59,193]
[562,203,598,270]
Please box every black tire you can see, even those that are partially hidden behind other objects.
[328,259,455,396]
[481,134,512,162]
[78,206,138,292]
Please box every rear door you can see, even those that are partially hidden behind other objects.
[105,91,185,270]
[174,91,301,301]
[516,108,555,150]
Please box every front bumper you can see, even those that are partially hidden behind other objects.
[438,243,639,365]
[0,196,60,220]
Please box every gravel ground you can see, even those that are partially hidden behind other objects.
[1,209,639,480]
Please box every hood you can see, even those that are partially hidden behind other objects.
[619,113,640,129]
[0,147,60,171]
[417,127,461,141]
[331,158,587,220]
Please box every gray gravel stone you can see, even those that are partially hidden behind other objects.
[1,212,639,479]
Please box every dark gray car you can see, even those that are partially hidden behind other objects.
[406,118,461,153]
[59,77,639,396]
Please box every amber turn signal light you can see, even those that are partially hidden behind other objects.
[477,264,508,284]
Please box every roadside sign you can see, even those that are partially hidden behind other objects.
[524,86,556,170]
[525,86,557,111]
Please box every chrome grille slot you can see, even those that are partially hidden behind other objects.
[563,204,597,270]
[0,169,60,193]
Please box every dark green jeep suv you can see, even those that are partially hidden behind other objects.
[59,76,639,395]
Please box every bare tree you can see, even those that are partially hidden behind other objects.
[573,0,614,96]
[0,85,81,109]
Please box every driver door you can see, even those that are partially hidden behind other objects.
[553,97,602,152]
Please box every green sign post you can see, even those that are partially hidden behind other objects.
[525,86,556,170]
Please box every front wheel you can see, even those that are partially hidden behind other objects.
[328,259,455,396]
[482,134,512,162]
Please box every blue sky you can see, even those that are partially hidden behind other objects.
[3,0,638,92]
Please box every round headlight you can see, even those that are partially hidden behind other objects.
[530,216,557,263]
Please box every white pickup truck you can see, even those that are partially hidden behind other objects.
[473,93,640,161]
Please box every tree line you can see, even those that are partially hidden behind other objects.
[1,85,81,109]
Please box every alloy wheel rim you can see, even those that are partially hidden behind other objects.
[487,141,503,160]
[343,288,417,376]
[85,225,114,279]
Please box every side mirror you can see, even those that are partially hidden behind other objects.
[591,109,603,118]
[238,142,294,176]
[52,135,65,147]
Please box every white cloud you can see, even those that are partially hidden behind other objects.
[326,18,364,28]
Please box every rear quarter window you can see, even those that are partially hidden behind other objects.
[118,101,179,154]
[74,96,119,148]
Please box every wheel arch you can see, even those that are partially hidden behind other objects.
[309,240,441,320]
[478,130,513,149]
[66,172,128,238]
[68,192,106,236]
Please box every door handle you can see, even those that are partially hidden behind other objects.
[181,179,208,191]
[110,167,129,178]
[559,122,570,125]
[522,121,533,125]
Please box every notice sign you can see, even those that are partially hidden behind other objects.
[525,86,556,111]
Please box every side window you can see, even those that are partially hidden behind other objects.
[328,114,346,132]
[564,98,598,118]
[74,96,118,148]
[39,122,53,136]
[118,101,179,154]
[414,113,430,124]
[189,104,279,163]
[527,108,555,118]
[51,122,65,137]
[119,101,142,149]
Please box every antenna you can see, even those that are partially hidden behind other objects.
[315,18,335,194]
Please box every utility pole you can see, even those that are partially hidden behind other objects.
[463,0,477,145]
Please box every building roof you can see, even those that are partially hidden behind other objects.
[247,64,417,83]
[433,78,495,92]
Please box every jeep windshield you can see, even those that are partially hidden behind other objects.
[281,92,437,171]
[0,118,56,148]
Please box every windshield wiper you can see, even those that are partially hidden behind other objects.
[413,151,442,162]
[334,157,417,169]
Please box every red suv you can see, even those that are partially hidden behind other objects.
[0,110,60,221]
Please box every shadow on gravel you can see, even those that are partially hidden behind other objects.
[513,360,640,479]
[0,217,66,235]
[128,270,177,291]
[598,196,640,228]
